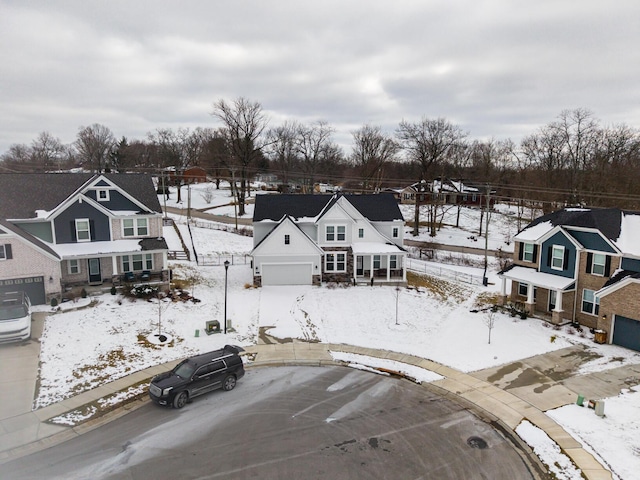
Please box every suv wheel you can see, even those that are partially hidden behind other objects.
[173,391,188,409]
[223,375,237,391]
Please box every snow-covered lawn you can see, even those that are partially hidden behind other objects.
[34,184,639,479]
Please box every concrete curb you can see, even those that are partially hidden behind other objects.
[0,343,614,479]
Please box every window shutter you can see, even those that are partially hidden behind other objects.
[563,249,569,270]
[70,221,76,241]
[5,244,12,259]
[604,255,611,277]
[89,220,95,241]
[532,245,538,262]
[586,253,593,274]
[518,243,523,261]
[547,247,552,267]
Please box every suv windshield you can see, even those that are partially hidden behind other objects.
[0,305,28,321]
[174,361,196,379]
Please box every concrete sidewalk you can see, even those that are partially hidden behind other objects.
[0,339,621,480]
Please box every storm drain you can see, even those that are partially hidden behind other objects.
[467,436,488,449]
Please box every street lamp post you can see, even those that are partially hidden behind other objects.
[224,260,230,334]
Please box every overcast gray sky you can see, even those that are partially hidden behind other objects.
[1,0,639,155]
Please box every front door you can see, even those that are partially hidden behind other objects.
[88,258,101,284]
[548,290,557,311]
[356,256,363,276]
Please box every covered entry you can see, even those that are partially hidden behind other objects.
[262,263,312,286]
[612,315,640,351]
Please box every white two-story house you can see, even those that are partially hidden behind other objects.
[251,193,407,286]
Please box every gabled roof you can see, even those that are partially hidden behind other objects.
[519,208,623,241]
[251,215,324,255]
[597,270,640,297]
[515,207,640,256]
[252,193,403,223]
[0,219,61,260]
[0,173,161,219]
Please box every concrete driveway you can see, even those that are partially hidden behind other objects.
[0,312,67,454]
[471,344,640,411]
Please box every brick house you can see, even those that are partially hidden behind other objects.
[0,173,169,304]
[498,208,640,351]
[251,193,407,286]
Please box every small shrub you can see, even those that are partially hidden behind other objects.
[50,297,58,307]
[519,311,528,319]
[553,323,561,330]
[110,285,117,295]
[243,283,252,289]
[81,288,87,299]
[542,322,551,328]
[567,327,576,335]
[550,335,557,343]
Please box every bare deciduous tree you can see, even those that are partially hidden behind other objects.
[75,124,116,173]
[211,97,270,215]
[32,131,65,172]
[294,120,335,193]
[265,121,300,191]
[350,124,398,193]
[396,117,467,236]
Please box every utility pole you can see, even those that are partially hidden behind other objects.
[482,184,491,286]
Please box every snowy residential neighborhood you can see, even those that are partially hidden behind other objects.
[1,177,639,480]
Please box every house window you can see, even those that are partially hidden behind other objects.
[392,227,399,238]
[358,228,364,238]
[523,243,535,262]
[549,290,557,311]
[551,245,565,270]
[97,189,109,201]
[518,282,528,296]
[325,252,346,272]
[518,283,537,299]
[75,219,91,242]
[123,218,148,237]
[390,255,397,269]
[122,253,153,272]
[591,253,606,276]
[373,255,381,269]
[582,289,599,315]
[284,234,290,245]
[68,259,80,274]
[326,225,345,242]
[0,245,5,260]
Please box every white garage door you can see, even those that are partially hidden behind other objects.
[262,264,312,286]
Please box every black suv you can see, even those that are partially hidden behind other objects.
[149,345,245,408]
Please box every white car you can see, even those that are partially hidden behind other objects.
[0,291,31,343]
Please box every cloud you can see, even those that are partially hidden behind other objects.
[1,0,639,154]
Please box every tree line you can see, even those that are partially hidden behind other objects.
[1,99,639,216]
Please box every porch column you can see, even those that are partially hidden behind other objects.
[386,254,391,282]
[525,283,535,314]
[551,289,564,325]
[112,255,119,274]
[553,290,563,312]
[369,254,374,279]
[402,255,407,281]
[498,276,507,305]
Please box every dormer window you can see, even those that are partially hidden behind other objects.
[284,234,290,245]
[392,227,399,238]
[358,228,364,238]
[97,189,109,202]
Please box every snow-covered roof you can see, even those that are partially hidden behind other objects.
[514,221,554,242]
[351,242,405,254]
[616,212,640,257]
[499,265,575,290]
[48,239,147,257]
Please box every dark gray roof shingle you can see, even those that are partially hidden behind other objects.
[523,208,626,241]
[0,173,161,219]
[252,193,402,222]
